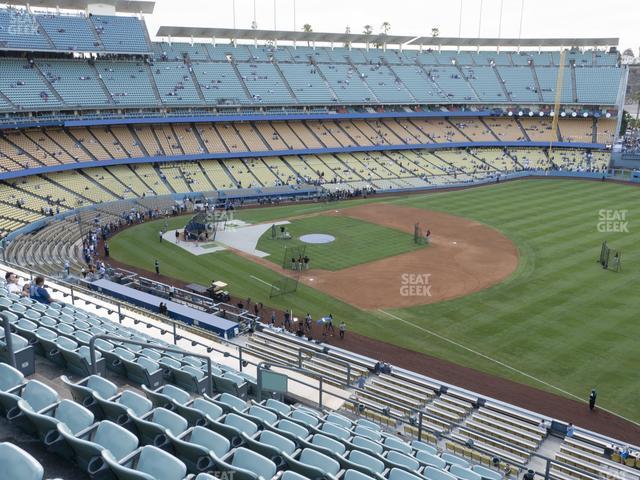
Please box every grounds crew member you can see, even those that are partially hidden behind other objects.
[589,389,597,410]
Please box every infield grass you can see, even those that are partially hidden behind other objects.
[255,215,424,270]
[110,179,640,422]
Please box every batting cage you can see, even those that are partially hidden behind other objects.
[414,221,430,245]
[599,241,622,272]
[269,277,299,298]
[282,245,307,270]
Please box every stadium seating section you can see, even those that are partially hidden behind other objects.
[0,7,624,113]
[1,271,638,480]
[0,7,630,479]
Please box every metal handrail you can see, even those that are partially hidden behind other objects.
[1,312,16,368]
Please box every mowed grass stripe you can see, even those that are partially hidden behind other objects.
[110,179,640,421]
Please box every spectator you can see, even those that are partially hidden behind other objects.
[283,309,291,330]
[296,321,304,337]
[30,276,52,304]
[4,272,22,294]
[271,310,276,326]
[566,423,575,438]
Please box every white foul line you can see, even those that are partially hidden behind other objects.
[377,309,640,427]
[249,275,279,290]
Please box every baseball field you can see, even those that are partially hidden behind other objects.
[109,179,640,423]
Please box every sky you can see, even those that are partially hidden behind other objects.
[143,0,640,53]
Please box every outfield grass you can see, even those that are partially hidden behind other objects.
[110,180,640,421]
[255,215,424,270]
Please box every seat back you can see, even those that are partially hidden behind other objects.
[424,467,457,480]
[324,413,352,429]
[232,447,277,480]
[118,390,153,417]
[192,398,223,419]
[387,450,419,470]
[224,413,258,436]
[416,451,446,469]
[189,425,231,457]
[161,385,191,405]
[248,405,278,425]
[152,407,188,435]
[93,420,139,461]
[471,465,503,480]
[54,399,94,434]
[0,442,44,480]
[276,419,309,439]
[348,450,385,474]
[450,465,482,480]
[351,435,384,455]
[136,445,188,480]
[411,440,437,455]
[300,447,341,475]
[291,409,319,427]
[218,392,247,412]
[311,433,346,455]
[353,425,381,442]
[86,375,118,399]
[344,469,375,480]
[265,398,290,415]
[384,436,412,454]
[388,468,422,480]
[442,452,469,468]
[0,363,24,392]
[22,380,60,412]
[258,430,296,455]
[321,421,350,440]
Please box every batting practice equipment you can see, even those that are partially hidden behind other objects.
[269,276,299,298]
[282,245,307,270]
[599,241,622,272]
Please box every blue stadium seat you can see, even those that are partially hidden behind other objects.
[0,442,44,480]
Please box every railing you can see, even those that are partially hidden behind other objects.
[0,259,612,479]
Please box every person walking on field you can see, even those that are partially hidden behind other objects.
[155,259,160,275]
[326,314,335,336]
[589,389,597,411]
[339,321,346,340]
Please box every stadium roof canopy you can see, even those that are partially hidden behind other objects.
[407,37,618,47]
[156,26,416,45]
[156,26,617,48]
[8,0,155,14]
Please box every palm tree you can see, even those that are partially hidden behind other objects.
[303,23,312,47]
[381,22,391,35]
[431,27,440,38]
[363,24,373,49]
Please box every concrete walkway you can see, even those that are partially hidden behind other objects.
[163,220,290,257]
